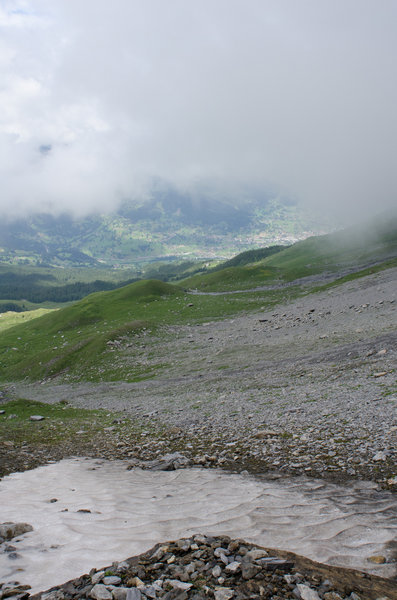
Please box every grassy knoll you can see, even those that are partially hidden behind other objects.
[0,276,296,382]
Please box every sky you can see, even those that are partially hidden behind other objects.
[1,0,396,220]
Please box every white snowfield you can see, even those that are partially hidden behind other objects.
[0,458,396,594]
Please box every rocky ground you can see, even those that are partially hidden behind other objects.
[6,266,397,487]
[1,532,396,600]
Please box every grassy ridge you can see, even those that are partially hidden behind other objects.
[183,215,397,291]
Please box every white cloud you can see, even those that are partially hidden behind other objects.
[0,0,396,220]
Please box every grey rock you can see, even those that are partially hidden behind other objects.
[102,577,121,586]
[148,453,190,471]
[296,584,321,600]
[214,589,234,600]
[29,415,45,421]
[225,561,240,573]
[164,580,192,591]
[89,585,113,600]
[125,590,142,600]
[241,562,261,580]
[111,588,128,600]
[91,571,105,585]
[141,586,157,599]
[212,565,222,578]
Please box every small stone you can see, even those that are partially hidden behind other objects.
[127,577,144,588]
[373,372,387,378]
[125,590,142,600]
[89,584,113,600]
[103,576,122,586]
[212,566,222,578]
[29,415,45,421]
[112,588,129,600]
[296,584,321,600]
[257,557,294,571]
[372,451,387,462]
[214,547,230,558]
[91,571,105,585]
[241,562,261,579]
[214,588,234,600]
[141,586,157,599]
[255,430,279,438]
[368,555,386,564]
[225,561,240,573]
[165,580,193,591]
[245,549,268,561]
[115,561,130,573]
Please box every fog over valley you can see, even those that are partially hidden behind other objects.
[1,0,396,222]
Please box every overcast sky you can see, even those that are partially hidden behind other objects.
[1,0,396,220]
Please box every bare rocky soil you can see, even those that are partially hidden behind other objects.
[7,267,397,487]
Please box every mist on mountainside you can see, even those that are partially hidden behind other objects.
[0,1,396,226]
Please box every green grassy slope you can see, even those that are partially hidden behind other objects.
[0,277,290,382]
[0,280,181,382]
[183,214,397,290]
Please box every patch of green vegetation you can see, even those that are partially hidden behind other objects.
[210,245,286,270]
[0,308,56,332]
[0,398,117,446]
[183,265,278,291]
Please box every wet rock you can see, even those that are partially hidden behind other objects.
[0,522,33,541]
[145,453,190,471]
[368,555,386,564]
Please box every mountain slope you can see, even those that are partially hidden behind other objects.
[182,213,397,291]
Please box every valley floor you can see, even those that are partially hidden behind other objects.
[7,267,397,488]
